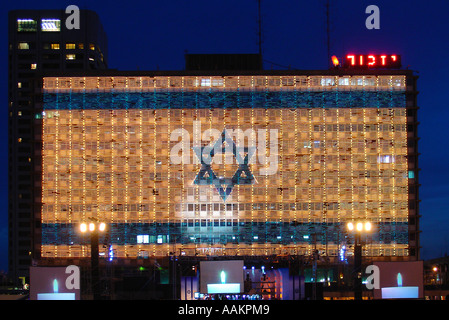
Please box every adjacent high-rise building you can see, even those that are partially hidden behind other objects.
[8,9,108,283]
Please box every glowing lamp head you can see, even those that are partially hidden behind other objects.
[347,222,354,231]
[364,222,372,231]
[80,222,87,233]
[99,222,106,232]
[331,55,339,67]
[89,222,95,232]
[347,221,373,232]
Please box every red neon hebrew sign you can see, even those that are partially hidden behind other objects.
[344,54,401,69]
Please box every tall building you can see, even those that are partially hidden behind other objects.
[8,9,108,283]
[36,61,420,272]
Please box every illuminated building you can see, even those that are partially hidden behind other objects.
[8,9,108,283]
[36,63,420,268]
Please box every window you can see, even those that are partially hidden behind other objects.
[137,235,149,244]
[17,19,37,32]
[200,78,211,87]
[78,43,84,49]
[321,77,335,86]
[89,44,95,51]
[41,19,61,32]
[212,79,223,87]
[65,43,76,50]
[30,63,37,70]
[51,43,60,50]
[18,42,29,50]
[66,54,76,60]
[338,77,350,85]
[378,155,394,163]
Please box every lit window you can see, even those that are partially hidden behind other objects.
[337,78,349,86]
[378,155,394,163]
[65,43,76,50]
[66,54,76,60]
[89,44,95,51]
[17,19,37,32]
[78,43,84,49]
[137,235,149,244]
[321,77,335,86]
[201,78,211,87]
[89,57,95,62]
[51,43,60,50]
[31,63,37,70]
[212,79,223,87]
[18,42,29,50]
[17,82,22,88]
[408,171,415,179]
[41,19,61,32]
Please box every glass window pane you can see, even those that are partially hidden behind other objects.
[17,19,37,32]
[41,19,61,32]
[18,42,29,50]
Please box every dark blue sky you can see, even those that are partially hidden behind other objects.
[1,0,448,273]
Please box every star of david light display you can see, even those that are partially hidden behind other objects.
[193,129,256,201]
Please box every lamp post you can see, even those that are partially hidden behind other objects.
[346,221,372,300]
[80,219,106,300]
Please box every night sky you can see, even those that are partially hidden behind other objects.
[0,0,448,273]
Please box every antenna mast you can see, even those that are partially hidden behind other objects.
[326,0,331,67]
[258,0,262,56]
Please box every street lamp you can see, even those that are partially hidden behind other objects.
[80,218,106,300]
[346,220,372,300]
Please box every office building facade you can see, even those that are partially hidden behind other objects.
[36,69,420,266]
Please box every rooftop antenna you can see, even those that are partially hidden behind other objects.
[257,0,263,57]
[325,0,331,68]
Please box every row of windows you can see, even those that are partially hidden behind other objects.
[40,108,407,119]
[40,244,410,258]
[42,139,406,150]
[313,124,408,132]
[41,189,411,202]
[17,42,96,51]
[17,18,61,32]
[17,59,92,72]
[43,169,413,182]
[43,75,407,92]
[41,125,406,136]
[42,201,409,213]
[42,155,409,168]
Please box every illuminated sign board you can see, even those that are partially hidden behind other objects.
[200,260,244,294]
[372,261,423,299]
[344,54,401,69]
[30,266,80,300]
